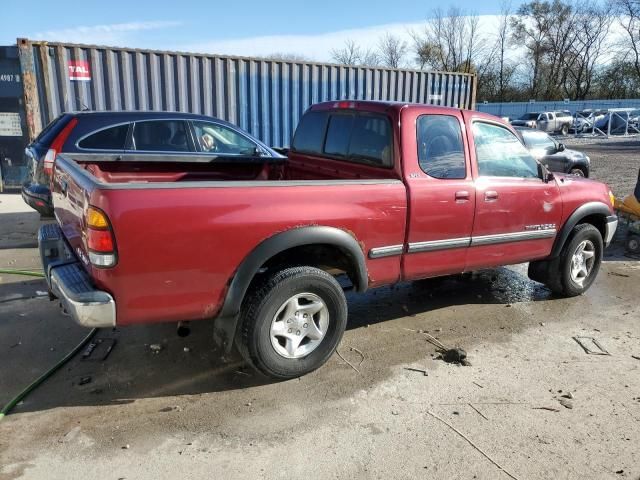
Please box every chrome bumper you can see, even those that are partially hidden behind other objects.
[604,215,618,247]
[38,224,116,328]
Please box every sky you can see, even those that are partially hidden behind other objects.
[0,0,525,62]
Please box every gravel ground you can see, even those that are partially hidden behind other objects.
[1,191,639,480]
[562,136,640,196]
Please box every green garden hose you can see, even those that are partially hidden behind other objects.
[0,268,45,278]
[0,328,98,420]
[0,267,98,420]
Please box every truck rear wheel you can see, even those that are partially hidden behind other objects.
[237,266,348,379]
[529,224,603,297]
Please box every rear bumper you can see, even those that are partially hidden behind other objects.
[38,224,116,328]
[604,215,618,247]
[21,184,53,216]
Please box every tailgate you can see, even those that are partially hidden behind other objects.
[51,155,96,267]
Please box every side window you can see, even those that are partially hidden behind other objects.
[548,112,555,120]
[78,124,128,150]
[324,114,354,158]
[132,120,190,152]
[291,111,329,155]
[473,122,539,179]
[417,115,466,179]
[192,121,257,155]
[349,114,393,167]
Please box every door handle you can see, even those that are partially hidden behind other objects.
[455,190,470,201]
[484,190,498,201]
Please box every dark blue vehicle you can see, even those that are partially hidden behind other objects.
[22,111,283,215]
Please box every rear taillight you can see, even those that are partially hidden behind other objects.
[85,206,117,267]
[44,117,78,177]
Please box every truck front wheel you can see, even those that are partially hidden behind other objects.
[237,266,348,379]
[529,223,603,297]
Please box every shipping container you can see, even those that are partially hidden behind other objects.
[16,38,477,147]
[0,45,28,190]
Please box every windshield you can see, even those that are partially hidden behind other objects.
[519,113,539,120]
[522,130,556,150]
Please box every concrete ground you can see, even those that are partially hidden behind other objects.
[0,188,639,480]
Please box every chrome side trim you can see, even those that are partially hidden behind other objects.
[471,229,556,246]
[369,245,404,259]
[407,237,471,253]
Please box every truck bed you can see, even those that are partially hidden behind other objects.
[73,154,398,185]
[52,155,407,326]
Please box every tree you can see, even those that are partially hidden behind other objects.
[330,39,379,66]
[511,0,578,99]
[377,33,408,68]
[562,3,612,99]
[613,0,640,80]
[412,7,485,74]
[265,52,313,62]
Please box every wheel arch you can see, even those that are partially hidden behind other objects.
[213,226,368,351]
[550,201,610,258]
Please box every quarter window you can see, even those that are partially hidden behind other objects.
[473,122,539,178]
[417,115,466,179]
[192,121,258,155]
[291,111,329,155]
[324,114,354,157]
[132,120,190,152]
[78,124,128,150]
[348,115,393,167]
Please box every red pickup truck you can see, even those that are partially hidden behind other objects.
[40,101,618,379]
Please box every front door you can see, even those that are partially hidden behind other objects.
[402,109,476,279]
[464,116,562,268]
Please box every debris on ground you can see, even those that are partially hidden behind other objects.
[159,406,182,413]
[82,338,117,361]
[420,332,471,366]
[558,398,574,409]
[573,336,610,355]
[183,347,190,353]
[149,344,163,353]
[78,376,92,386]
[609,271,630,278]
[533,407,560,412]
[631,355,640,361]
[561,392,574,399]
[404,367,428,376]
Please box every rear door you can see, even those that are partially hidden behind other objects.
[402,108,475,279]
[464,115,562,268]
[124,119,194,161]
[71,123,129,161]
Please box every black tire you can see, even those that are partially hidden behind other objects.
[237,266,348,379]
[558,224,603,296]
[561,124,569,135]
[529,224,603,297]
[627,235,640,254]
[570,167,586,177]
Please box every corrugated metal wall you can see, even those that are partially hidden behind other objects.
[478,99,640,119]
[17,39,476,147]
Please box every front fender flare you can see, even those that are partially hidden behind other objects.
[213,226,368,351]
[550,201,610,258]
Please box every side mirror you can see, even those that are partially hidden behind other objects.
[557,143,565,152]
[538,162,554,183]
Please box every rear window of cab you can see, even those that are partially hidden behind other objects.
[292,110,393,168]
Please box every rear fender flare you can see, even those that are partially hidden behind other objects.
[550,201,610,258]
[213,226,368,351]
